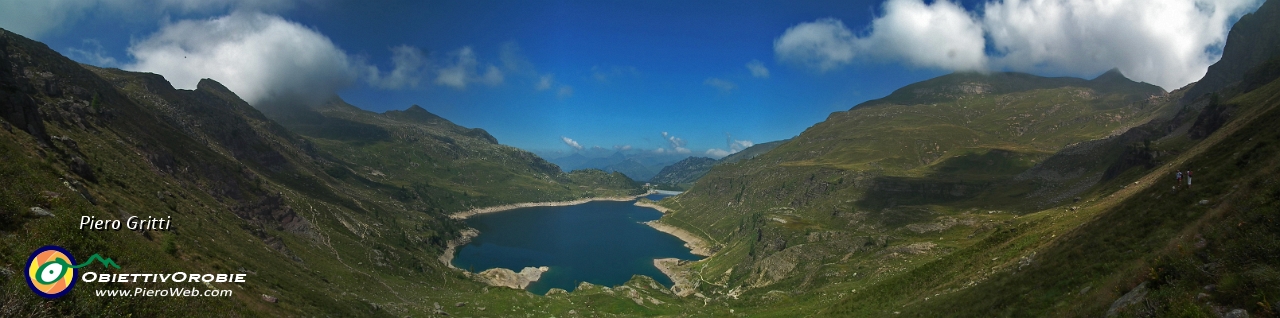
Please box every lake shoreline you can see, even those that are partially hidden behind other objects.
[644,220,714,257]
[449,190,658,220]
[439,228,479,270]
[632,200,672,213]
[442,189,713,294]
[653,258,699,297]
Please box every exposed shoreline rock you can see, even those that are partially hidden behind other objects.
[644,221,713,257]
[474,266,550,289]
[654,258,699,297]
[633,200,672,213]
[449,190,657,220]
[439,228,478,270]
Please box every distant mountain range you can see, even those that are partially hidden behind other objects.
[546,151,683,182]
[547,139,790,185]
[647,140,788,187]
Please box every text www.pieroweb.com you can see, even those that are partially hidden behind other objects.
[94,287,233,297]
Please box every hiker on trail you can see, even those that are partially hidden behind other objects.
[1187,170,1192,188]
[1177,171,1183,187]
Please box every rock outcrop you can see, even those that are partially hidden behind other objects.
[474,266,549,289]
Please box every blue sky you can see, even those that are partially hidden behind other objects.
[1,0,1262,158]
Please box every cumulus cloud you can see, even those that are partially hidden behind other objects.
[0,0,299,40]
[982,0,1261,90]
[774,0,1263,90]
[365,45,428,89]
[126,11,358,107]
[0,1,95,39]
[705,149,731,158]
[660,132,692,154]
[435,46,504,89]
[773,18,858,72]
[746,59,770,78]
[858,0,987,70]
[705,134,754,159]
[729,138,754,152]
[704,77,737,92]
[67,39,119,67]
[561,136,584,151]
[775,1,986,72]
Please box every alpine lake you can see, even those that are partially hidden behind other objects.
[451,194,701,294]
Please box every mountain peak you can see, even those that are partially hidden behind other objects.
[1093,68,1125,81]
[385,104,445,123]
[196,78,233,95]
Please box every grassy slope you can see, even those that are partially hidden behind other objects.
[265,98,643,212]
[823,71,1280,317]
[649,71,1185,314]
[0,28,701,317]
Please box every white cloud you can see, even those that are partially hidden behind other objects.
[365,45,427,89]
[860,0,987,70]
[536,74,555,91]
[557,86,574,98]
[982,0,1261,90]
[746,59,770,78]
[435,46,504,90]
[0,0,299,40]
[704,77,737,92]
[773,18,858,72]
[705,149,731,158]
[729,138,754,152]
[561,136,583,151]
[67,39,119,67]
[774,0,1263,90]
[0,1,94,39]
[126,11,358,107]
[706,134,754,159]
[614,145,632,151]
[660,132,692,154]
[775,1,986,72]
[661,132,685,148]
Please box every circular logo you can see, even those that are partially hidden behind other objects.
[26,245,77,299]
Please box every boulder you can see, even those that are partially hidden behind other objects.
[1106,282,1148,317]
[29,207,54,217]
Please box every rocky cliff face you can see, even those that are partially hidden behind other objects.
[648,156,715,185]
[1182,0,1280,103]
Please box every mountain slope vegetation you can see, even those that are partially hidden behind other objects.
[650,0,1280,315]
[4,0,1280,314]
[0,27,675,317]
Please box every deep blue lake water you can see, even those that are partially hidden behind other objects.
[452,194,701,294]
